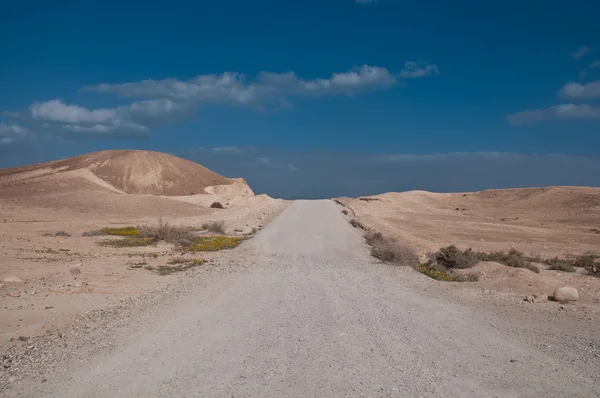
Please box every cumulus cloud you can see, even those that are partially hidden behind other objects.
[10,63,438,140]
[85,64,436,104]
[30,100,117,124]
[0,122,29,145]
[571,46,591,60]
[506,104,600,125]
[559,81,600,99]
[398,61,440,78]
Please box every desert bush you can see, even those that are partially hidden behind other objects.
[434,245,479,269]
[358,197,380,202]
[43,231,71,237]
[333,199,346,207]
[545,257,576,272]
[574,254,596,269]
[342,210,349,215]
[364,231,419,266]
[210,202,224,209]
[481,249,540,273]
[138,219,195,244]
[590,228,600,234]
[201,221,226,234]
[349,219,366,230]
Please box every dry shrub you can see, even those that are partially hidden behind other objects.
[138,219,195,244]
[349,219,366,230]
[201,221,225,234]
[480,249,540,273]
[574,254,596,268]
[364,231,419,266]
[432,246,539,273]
[342,210,348,215]
[590,228,600,234]
[545,257,576,272]
[434,245,479,269]
[358,197,380,202]
[44,231,71,237]
[333,199,346,207]
[210,202,224,209]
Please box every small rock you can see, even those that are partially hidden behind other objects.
[7,292,20,298]
[2,276,23,283]
[17,336,28,341]
[525,293,548,303]
[553,286,579,303]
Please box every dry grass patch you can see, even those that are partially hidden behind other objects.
[146,257,207,275]
[179,236,244,252]
[99,237,157,248]
[100,226,139,236]
[415,264,458,281]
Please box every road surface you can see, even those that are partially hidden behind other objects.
[7,200,599,397]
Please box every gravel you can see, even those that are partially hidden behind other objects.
[1,200,599,397]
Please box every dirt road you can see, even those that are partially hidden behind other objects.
[4,200,599,397]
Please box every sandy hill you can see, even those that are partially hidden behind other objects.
[0,150,231,196]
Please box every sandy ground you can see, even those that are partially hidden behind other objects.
[335,186,600,309]
[1,201,598,397]
[0,177,287,351]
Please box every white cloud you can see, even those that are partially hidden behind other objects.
[256,157,269,164]
[355,0,378,3]
[398,61,440,78]
[559,81,600,99]
[590,60,600,68]
[30,100,117,124]
[506,104,600,125]
[571,46,591,60]
[288,164,298,171]
[86,73,259,105]
[85,63,437,105]
[0,122,28,145]
[212,146,244,154]
[13,63,438,140]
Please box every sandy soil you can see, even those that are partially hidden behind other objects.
[0,151,287,352]
[335,187,600,309]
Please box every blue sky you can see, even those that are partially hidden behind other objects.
[1,0,600,198]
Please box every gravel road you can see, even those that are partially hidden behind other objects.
[3,200,599,397]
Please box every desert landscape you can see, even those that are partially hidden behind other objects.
[336,188,600,306]
[1,150,599,396]
[0,150,287,351]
